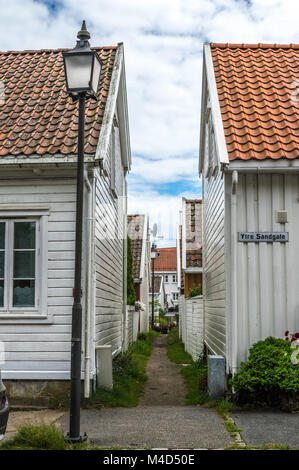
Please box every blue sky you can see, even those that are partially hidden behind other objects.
[1,0,298,245]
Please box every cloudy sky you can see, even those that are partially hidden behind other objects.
[1,0,298,245]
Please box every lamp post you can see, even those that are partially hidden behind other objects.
[63,21,102,443]
[151,243,157,330]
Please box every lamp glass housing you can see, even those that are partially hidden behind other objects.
[63,50,101,96]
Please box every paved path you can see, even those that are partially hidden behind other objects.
[139,335,186,406]
[232,411,299,449]
[57,407,233,449]
[57,335,233,449]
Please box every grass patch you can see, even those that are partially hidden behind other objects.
[260,443,290,450]
[166,328,209,405]
[216,398,233,419]
[0,424,82,450]
[166,328,193,364]
[180,362,209,405]
[84,331,158,408]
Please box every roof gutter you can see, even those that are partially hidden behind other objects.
[225,164,299,173]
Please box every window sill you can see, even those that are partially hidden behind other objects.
[0,313,53,324]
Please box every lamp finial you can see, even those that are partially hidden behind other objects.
[77,20,90,40]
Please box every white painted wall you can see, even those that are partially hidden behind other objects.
[179,296,204,362]
[225,171,299,369]
[0,174,77,379]
[202,163,226,358]
[139,265,150,332]
[94,119,126,357]
[156,271,179,306]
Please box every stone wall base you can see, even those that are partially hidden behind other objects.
[4,380,77,408]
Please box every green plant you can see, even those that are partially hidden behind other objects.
[231,336,299,409]
[84,331,158,408]
[166,327,209,405]
[180,361,209,405]
[0,424,69,450]
[187,285,202,298]
[137,332,147,341]
[127,235,136,306]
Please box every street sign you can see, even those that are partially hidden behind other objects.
[238,232,289,242]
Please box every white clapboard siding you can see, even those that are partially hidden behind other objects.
[180,296,204,361]
[94,122,124,355]
[203,167,226,358]
[225,172,299,369]
[0,177,77,379]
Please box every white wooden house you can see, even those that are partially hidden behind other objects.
[153,247,179,308]
[0,43,131,399]
[127,214,151,333]
[199,43,299,376]
[149,275,165,318]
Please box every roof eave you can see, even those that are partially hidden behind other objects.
[95,43,131,172]
[199,43,229,176]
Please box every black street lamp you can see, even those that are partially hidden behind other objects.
[151,243,158,330]
[63,21,102,443]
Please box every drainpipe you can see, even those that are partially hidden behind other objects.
[84,171,93,398]
[231,170,238,376]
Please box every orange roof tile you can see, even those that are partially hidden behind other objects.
[210,43,299,160]
[154,247,177,272]
[0,47,117,157]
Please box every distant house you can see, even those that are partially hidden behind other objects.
[0,43,131,400]
[199,43,299,374]
[149,275,165,316]
[177,199,202,298]
[127,214,150,332]
[153,247,179,307]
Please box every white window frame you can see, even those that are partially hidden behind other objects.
[0,207,49,323]
[172,274,177,283]
[164,275,168,283]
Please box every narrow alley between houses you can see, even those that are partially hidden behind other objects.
[139,335,186,407]
[56,333,233,449]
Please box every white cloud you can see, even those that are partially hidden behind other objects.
[1,0,298,243]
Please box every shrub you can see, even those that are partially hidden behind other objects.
[231,336,299,410]
[187,285,202,298]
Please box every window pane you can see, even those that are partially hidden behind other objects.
[14,252,35,278]
[13,280,35,307]
[14,222,36,249]
[0,280,3,307]
[0,223,5,250]
[0,251,4,278]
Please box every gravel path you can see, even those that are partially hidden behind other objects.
[139,334,186,406]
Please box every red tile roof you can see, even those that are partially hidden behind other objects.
[210,43,299,160]
[154,247,177,272]
[0,47,117,156]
